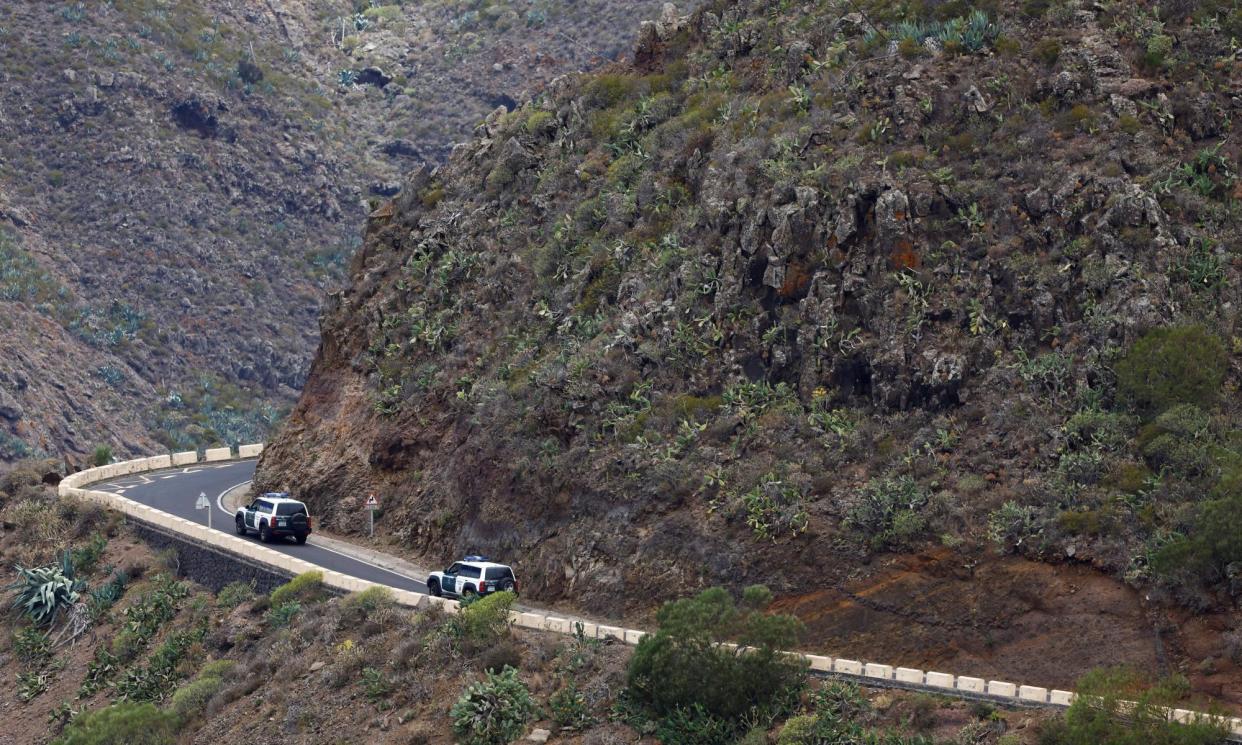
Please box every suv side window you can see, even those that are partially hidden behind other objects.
[276,503,305,516]
[256,500,273,513]
[445,563,461,574]
[484,568,513,581]
[459,565,482,579]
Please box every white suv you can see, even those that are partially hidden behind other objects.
[235,493,312,544]
[427,556,517,600]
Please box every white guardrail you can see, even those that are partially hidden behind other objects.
[58,447,1242,736]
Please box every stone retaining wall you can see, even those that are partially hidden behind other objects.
[129,519,295,595]
[60,449,1242,738]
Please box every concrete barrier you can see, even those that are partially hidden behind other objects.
[926,672,955,689]
[833,659,862,675]
[544,616,571,634]
[895,667,924,684]
[147,454,172,470]
[864,663,893,680]
[988,681,1018,698]
[204,447,232,462]
[172,451,197,466]
[598,625,625,641]
[957,677,986,694]
[1049,690,1075,706]
[623,629,645,645]
[807,655,832,672]
[1019,685,1049,703]
[239,443,264,458]
[514,612,544,630]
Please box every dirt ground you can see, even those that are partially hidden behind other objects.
[773,547,1242,711]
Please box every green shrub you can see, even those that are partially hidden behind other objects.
[626,587,805,736]
[54,702,179,745]
[847,476,930,550]
[988,501,1043,552]
[269,571,324,606]
[548,680,592,728]
[113,626,206,702]
[1142,33,1173,69]
[450,666,537,745]
[652,704,735,745]
[1139,404,1213,478]
[524,110,555,135]
[92,446,112,467]
[778,714,822,744]
[361,666,393,705]
[169,659,234,720]
[1153,482,1242,582]
[452,590,515,647]
[71,533,108,576]
[1115,326,1226,415]
[215,580,255,608]
[266,600,300,627]
[1038,668,1225,744]
[13,626,51,666]
[341,586,395,618]
[168,676,223,719]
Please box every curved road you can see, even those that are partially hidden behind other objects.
[95,460,427,594]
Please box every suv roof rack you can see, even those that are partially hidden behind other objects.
[262,492,290,499]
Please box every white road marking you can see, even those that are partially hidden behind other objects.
[138,475,153,485]
[181,468,201,474]
[214,464,234,469]
[216,480,253,517]
[160,475,178,480]
[213,479,425,587]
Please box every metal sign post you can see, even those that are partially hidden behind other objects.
[195,492,212,530]
[365,494,379,538]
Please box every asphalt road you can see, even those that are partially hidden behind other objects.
[95,460,427,594]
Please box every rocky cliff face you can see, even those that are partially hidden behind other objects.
[259,0,1241,697]
[0,0,677,464]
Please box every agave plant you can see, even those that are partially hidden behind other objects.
[7,551,85,627]
[962,10,999,52]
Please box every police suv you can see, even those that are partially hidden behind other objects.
[234,493,312,545]
[427,556,518,600]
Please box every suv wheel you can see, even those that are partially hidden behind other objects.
[428,579,441,597]
[462,587,479,603]
[235,516,246,536]
[259,523,271,543]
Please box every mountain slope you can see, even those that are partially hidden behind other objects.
[257,0,1242,699]
[0,0,679,464]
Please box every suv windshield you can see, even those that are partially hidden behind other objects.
[484,567,513,581]
[275,503,306,516]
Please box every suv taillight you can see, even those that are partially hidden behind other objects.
[478,581,488,593]
[307,516,313,530]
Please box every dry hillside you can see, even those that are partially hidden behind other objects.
[255,0,1242,704]
[0,0,680,465]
